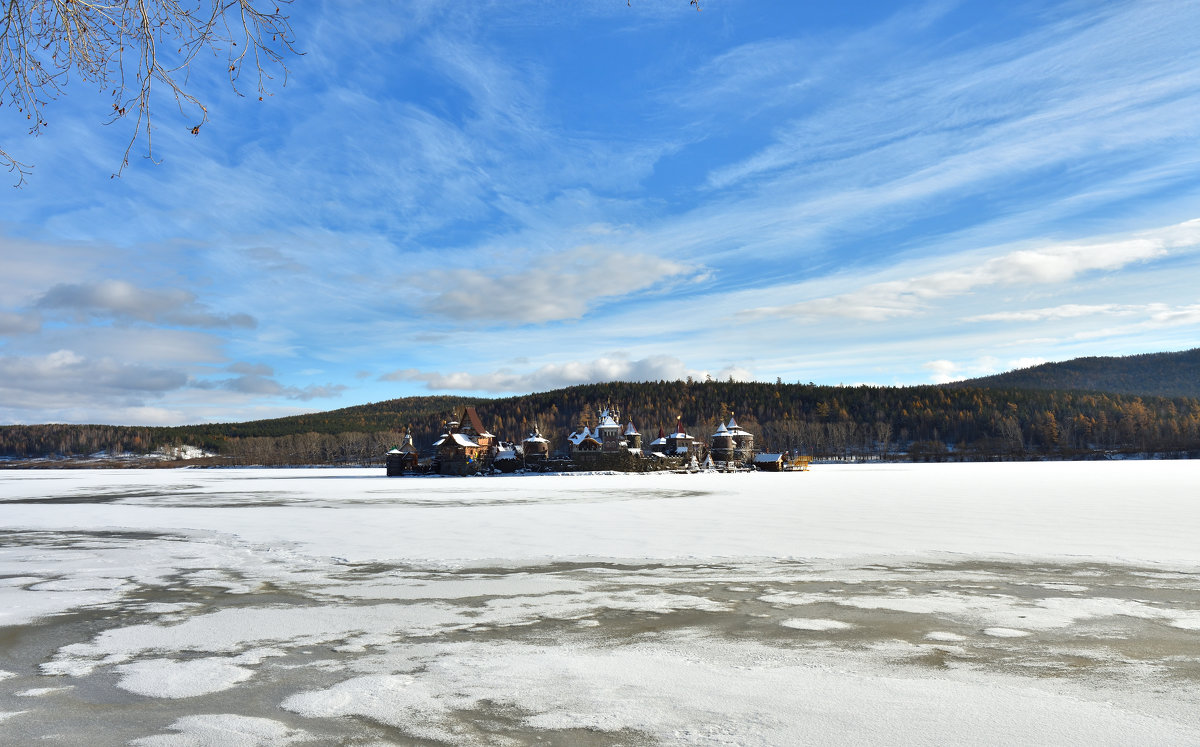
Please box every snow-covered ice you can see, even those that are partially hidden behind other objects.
[1,462,1199,745]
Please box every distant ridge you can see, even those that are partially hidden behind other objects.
[953,348,1200,398]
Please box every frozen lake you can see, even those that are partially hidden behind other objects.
[1,463,1199,744]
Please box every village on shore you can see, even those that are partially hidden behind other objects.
[386,405,811,476]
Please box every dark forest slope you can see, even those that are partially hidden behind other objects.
[953,349,1200,398]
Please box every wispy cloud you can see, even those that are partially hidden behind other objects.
[741,220,1198,321]
[416,247,700,324]
[191,362,346,401]
[383,354,752,394]
[968,304,1143,323]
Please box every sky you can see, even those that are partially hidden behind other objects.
[1,0,1199,426]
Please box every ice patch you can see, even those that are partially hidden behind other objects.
[762,590,1200,633]
[0,585,125,627]
[30,577,132,592]
[44,586,733,679]
[181,569,259,594]
[282,674,459,743]
[983,627,1030,638]
[1032,582,1090,592]
[17,686,73,697]
[140,603,200,614]
[130,714,308,746]
[780,618,853,631]
[286,637,1200,745]
[231,648,288,666]
[924,632,967,642]
[116,658,255,698]
[43,603,457,676]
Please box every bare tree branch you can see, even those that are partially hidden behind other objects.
[0,0,299,186]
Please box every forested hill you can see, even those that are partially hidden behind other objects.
[3,379,1200,463]
[953,349,1200,398]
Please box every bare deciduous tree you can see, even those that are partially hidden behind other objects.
[1,0,298,186]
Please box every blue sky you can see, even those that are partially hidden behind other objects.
[2,0,1199,425]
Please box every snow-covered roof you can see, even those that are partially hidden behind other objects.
[725,415,751,436]
[449,433,480,448]
[712,423,729,437]
[568,426,592,445]
[524,434,549,444]
[495,448,517,460]
[598,415,619,428]
[754,453,784,463]
[387,448,402,454]
[649,437,667,446]
[624,422,639,436]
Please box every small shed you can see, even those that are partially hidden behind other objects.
[753,453,785,472]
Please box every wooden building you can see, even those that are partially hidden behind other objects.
[753,452,785,471]
[710,414,755,467]
[522,425,550,463]
[433,406,498,475]
[385,433,420,476]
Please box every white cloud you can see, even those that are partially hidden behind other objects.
[36,280,256,329]
[1147,304,1200,326]
[1041,304,1200,344]
[966,304,1129,323]
[968,301,1200,328]
[191,373,347,401]
[416,247,698,324]
[923,359,963,385]
[741,220,1198,322]
[922,355,1045,385]
[0,311,41,335]
[0,350,191,417]
[382,354,753,393]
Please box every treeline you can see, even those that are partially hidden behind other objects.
[4,381,1200,463]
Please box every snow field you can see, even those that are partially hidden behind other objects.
[0,462,1198,745]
